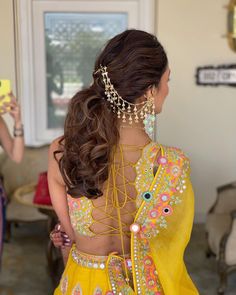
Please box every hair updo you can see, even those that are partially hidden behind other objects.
[55,29,168,199]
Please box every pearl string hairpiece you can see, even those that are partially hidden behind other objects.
[94,65,156,138]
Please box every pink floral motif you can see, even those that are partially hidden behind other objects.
[144,257,152,266]
[72,283,82,295]
[151,146,159,154]
[149,209,159,219]
[67,195,94,236]
[93,287,103,295]
[171,187,178,193]
[67,196,81,210]
[143,255,161,292]
[160,193,170,202]
[157,156,168,165]
[147,278,156,289]
[166,163,181,178]
[171,165,181,177]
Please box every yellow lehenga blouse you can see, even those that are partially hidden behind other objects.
[54,142,199,295]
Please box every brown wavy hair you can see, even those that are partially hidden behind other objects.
[55,29,168,199]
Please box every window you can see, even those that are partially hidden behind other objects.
[15,0,156,145]
[45,12,127,129]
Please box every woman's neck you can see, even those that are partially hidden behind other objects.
[118,122,152,146]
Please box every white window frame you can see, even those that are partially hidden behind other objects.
[14,0,156,146]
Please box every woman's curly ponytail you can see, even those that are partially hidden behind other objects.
[55,29,168,199]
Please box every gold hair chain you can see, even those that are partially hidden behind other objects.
[95,65,156,138]
[95,65,155,126]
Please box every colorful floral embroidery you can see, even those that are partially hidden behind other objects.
[132,143,190,294]
[160,193,170,202]
[107,256,134,294]
[135,143,160,208]
[66,142,190,295]
[60,276,68,295]
[132,234,163,294]
[134,144,190,239]
[67,195,94,236]
[93,287,103,295]
[143,255,162,292]
[157,155,168,165]
[72,283,82,295]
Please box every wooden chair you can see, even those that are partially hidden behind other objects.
[12,183,63,287]
[205,181,236,294]
[0,146,49,240]
[0,145,63,286]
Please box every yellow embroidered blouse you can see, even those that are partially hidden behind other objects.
[67,142,199,295]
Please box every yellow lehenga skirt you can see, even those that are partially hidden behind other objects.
[54,245,135,295]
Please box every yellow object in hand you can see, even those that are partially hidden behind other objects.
[0,80,12,114]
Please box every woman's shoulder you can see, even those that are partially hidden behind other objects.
[49,136,64,161]
[154,142,191,173]
[49,136,64,151]
[162,143,189,160]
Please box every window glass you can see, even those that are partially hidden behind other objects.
[44,12,127,128]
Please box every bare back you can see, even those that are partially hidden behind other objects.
[67,142,160,256]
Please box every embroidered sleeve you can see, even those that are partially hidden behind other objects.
[135,145,192,240]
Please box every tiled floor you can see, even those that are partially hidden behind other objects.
[0,222,236,295]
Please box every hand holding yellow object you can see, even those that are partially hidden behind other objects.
[0,80,12,114]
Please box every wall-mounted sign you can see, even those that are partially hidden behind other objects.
[196,65,236,87]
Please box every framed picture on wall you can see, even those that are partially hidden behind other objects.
[196,64,236,87]
[14,0,156,146]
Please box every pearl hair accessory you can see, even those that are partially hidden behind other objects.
[94,65,156,137]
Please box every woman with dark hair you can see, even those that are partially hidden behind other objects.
[48,29,198,295]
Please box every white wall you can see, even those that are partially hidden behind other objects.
[157,0,236,222]
[0,0,235,221]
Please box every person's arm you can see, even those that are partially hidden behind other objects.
[0,95,24,163]
[48,138,75,242]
